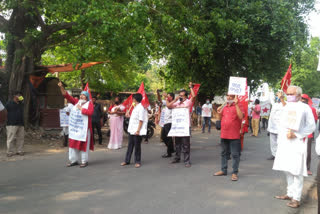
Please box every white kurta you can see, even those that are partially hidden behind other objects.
[273,101,315,176]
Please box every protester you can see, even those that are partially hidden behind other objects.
[196,102,202,127]
[108,96,125,150]
[248,102,253,133]
[58,82,94,168]
[5,92,25,157]
[301,94,318,175]
[121,93,148,168]
[61,102,73,147]
[315,135,320,214]
[273,86,315,208]
[261,115,269,130]
[251,99,261,137]
[214,94,244,181]
[92,96,103,145]
[167,82,196,168]
[202,98,212,133]
[266,92,286,160]
[157,90,175,158]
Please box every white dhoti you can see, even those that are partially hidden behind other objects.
[286,172,304,201]
[69,131,90,164]
[269,133,278,157]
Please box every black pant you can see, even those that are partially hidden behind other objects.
[63,134,68,147]
[248,117,253,133]
[307,137,312,170]
[262,118,268,130]
[92,121,102,144]
[174,136,191,164]
[163,123,174,155]
[125,135,142,164]
[220,139,241,174]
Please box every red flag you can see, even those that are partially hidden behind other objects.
[137,82,150,108]
[281,64,292,94]
[122,94,133,111]
[83,83,92,100]
[238,78,249,134]
[188,83,201,113]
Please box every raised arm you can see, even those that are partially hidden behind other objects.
[189,82,196,102]
[58,81,78,105]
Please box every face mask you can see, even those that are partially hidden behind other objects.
[275,97,280,103]
[287,95,297,102]
[206,101,210,104]
[18,96,24,101]
[115,101,120,105]
[132,102,136,107]
[227,100,234,104]
[78,99,86,104]
[179,97,183,102]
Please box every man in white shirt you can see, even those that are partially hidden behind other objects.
[202,98,213,133]
[121,93,148,168]
[273,86,315,208]
[267,92,286,160]
[157,90,175,158]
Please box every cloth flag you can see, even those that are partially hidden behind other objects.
[122,82,150,114]
[281,64,292,94]
[83,83,92,101]
[137,82,150,108]
[188,83,201,113]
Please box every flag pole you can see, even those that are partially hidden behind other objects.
[281,79,286,91]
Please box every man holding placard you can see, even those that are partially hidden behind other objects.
[214,94,244,181]
[201,98,212,133]
[273,86,315,208]
[167,82,196,168]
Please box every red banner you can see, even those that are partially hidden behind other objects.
[281,64,292,94]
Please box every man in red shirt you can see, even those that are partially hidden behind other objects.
[214,94,244,181]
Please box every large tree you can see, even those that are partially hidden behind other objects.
[144,0,315,95]
[0,0,152,124]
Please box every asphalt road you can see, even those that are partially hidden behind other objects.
[0,129,317,214]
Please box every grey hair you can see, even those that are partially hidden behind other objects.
[288,85,302,96]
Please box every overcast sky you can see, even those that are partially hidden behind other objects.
[307,0,320,37]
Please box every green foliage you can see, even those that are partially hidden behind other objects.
[1,0,316,97]
[291,37,320,97]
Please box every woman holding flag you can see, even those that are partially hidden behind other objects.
[58,81,94,168]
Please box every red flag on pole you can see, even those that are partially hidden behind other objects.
[83,83,92,100]
[188,84,201,113]
[137,82,150,108]
[281,64,292,94]
[122,82,150,115]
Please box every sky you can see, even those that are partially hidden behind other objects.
[307,0,320,37]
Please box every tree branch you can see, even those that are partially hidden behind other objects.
[0,15,9,33]
[44,22,75,35]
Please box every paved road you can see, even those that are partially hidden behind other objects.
[0,130,317,214]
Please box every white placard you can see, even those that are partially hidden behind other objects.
[228,77,247,96]
[159,109,165,127]
[312,98,320,109]
[68,103,89,141]
[168,108,190,137]
[260,101,271,117]
[285,103,302,131]
[59,109,69,127]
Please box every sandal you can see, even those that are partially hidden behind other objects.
[287,200,300,208]
[67,162,79,167]
[275,195,292,200]
[135,163,141,168]
[121,162,129,166]
[231,173,238,181]
[79,162,88,168]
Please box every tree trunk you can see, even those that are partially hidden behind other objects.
[5,5,42,128]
